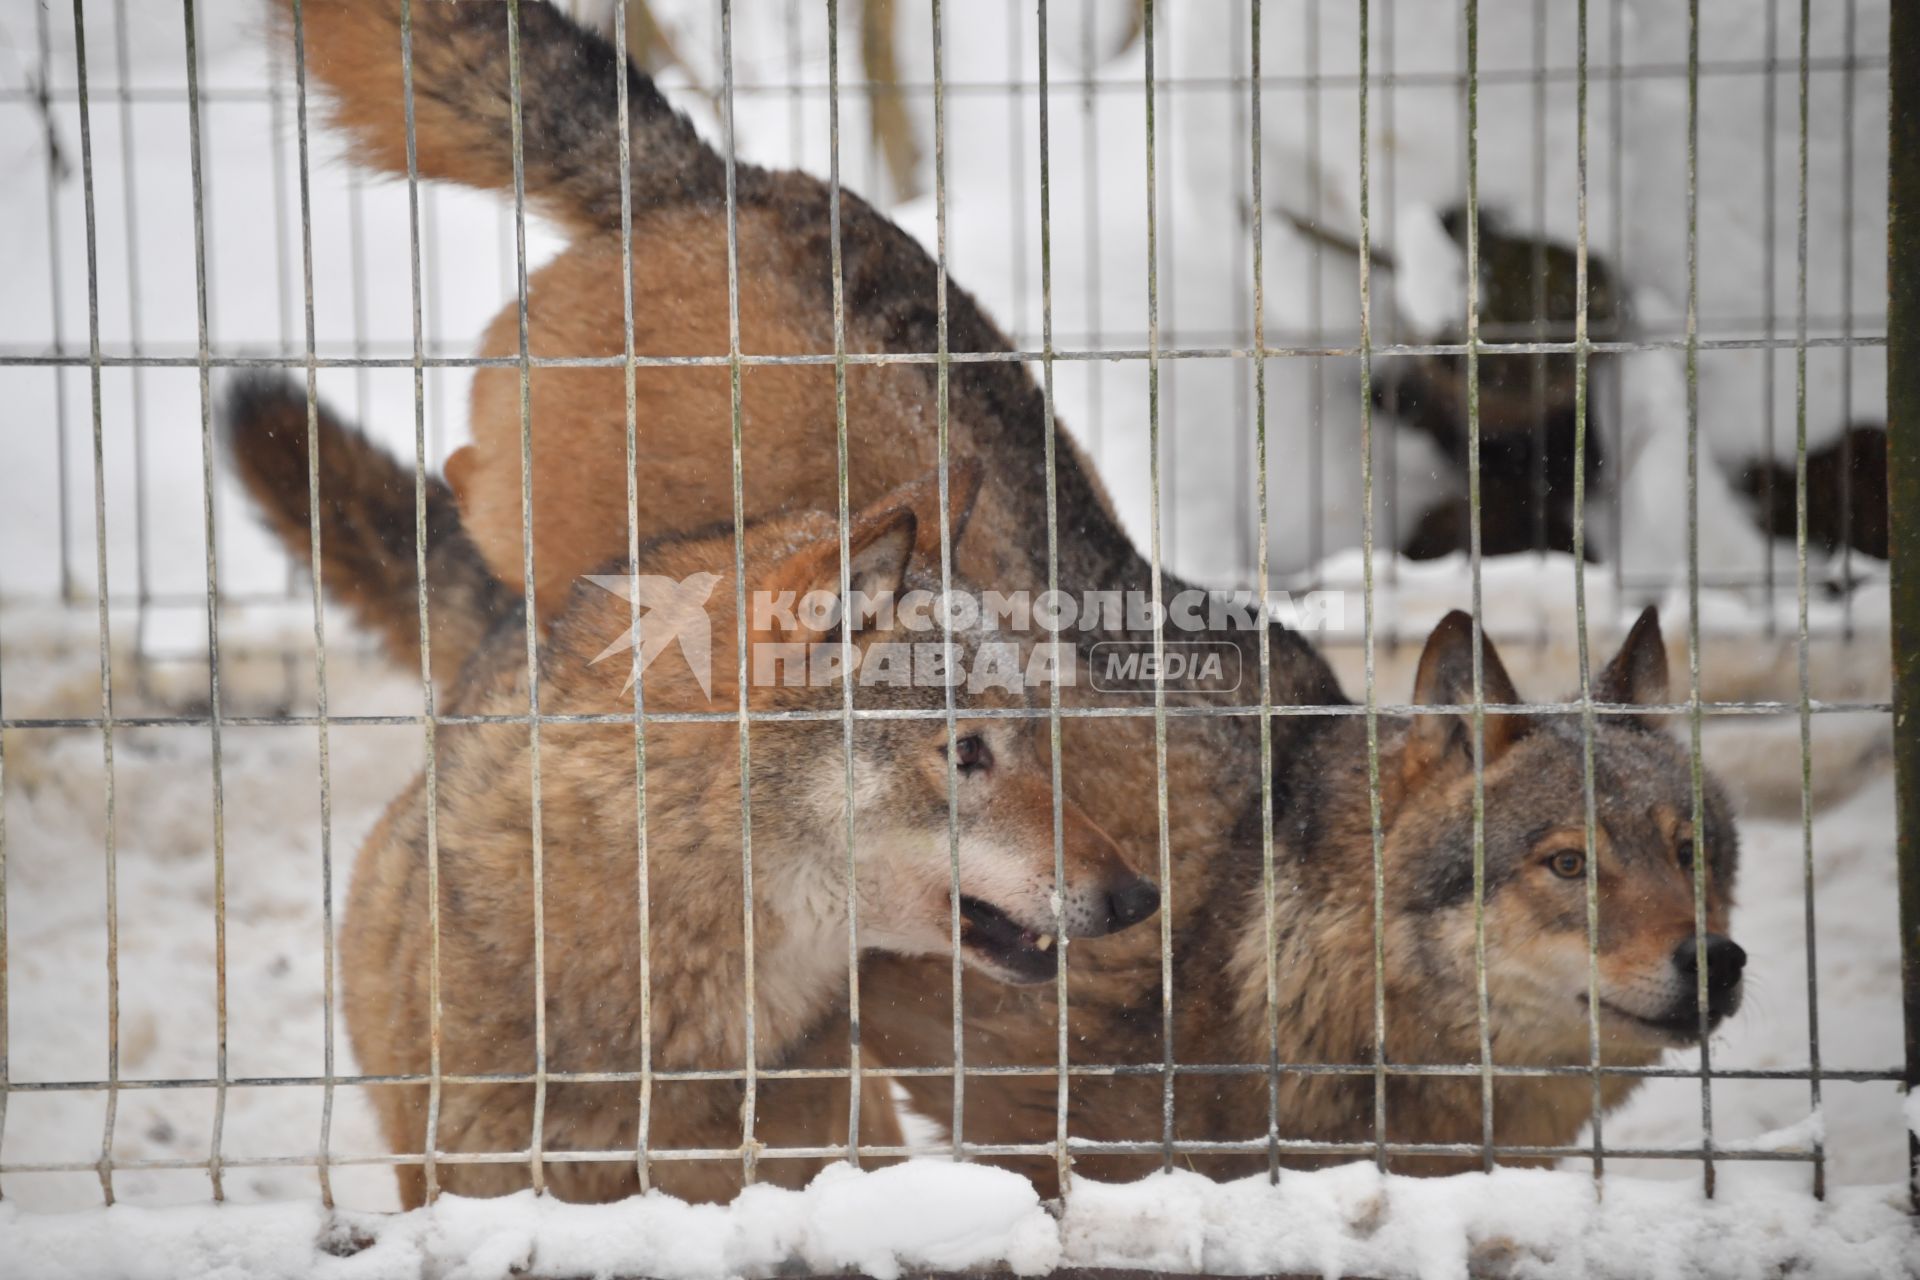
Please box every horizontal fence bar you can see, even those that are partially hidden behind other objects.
[0,1142,1832,1180]
[3,1062,1899,1093]
[5,51,1888,104]
[0,699,1895,733]
[0,335,1889,369]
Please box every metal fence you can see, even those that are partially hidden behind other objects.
[0,0,1910,1237]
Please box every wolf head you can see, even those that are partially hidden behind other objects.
[589,462,1156,986]
[1383,608,1742,1057]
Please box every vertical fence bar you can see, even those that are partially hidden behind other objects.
[1078,0,1103,461]
[1006,0,1025,345]
[392,0,449,1204]
[1354,0,1390,1176]
[290,0,339,1202]
[1792,0,1827,1203]
[1156,3,1176,572]
[181,0,232,1202]
[501,0,550,1196]
[1526,0,1548,564]
[927,0,967,1165]
[1140,0,1177,1174]
[1683,0,1718,1198]
[66,0,122,1208]
[38,0,76,603]
[1759,0,1781,629]
[825,0,865,1168]
[1033,0,1076,1200]
[1887,0,1920,1217]
[180,0,236,1205]
[1838,0,1859,631]
[1572,0,1607,1188]
[1461,0,1497,1176]
[717,0,759,1187]
[1231,3,1251,576]
[1378,0,1401,580]
[109,0,153,637]
[1607,0,1626,579]
[608,0,657,1194]
[1252,0,1290,1183]
[1302,0,1323,573]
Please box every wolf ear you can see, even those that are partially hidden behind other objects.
[1591,606,1670,730]
[768,507,919,646]
[860,458,983,569]
[1402,610,1530,792]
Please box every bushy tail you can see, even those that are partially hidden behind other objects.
[280,0,723,234]
[220,374,512,688]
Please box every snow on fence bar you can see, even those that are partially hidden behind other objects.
[0,0,1912,1277]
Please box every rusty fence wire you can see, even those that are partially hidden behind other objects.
[0,0,1909,1226]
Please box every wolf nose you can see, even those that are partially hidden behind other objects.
[1102,876,1161,932]
[1674,934,1746,994]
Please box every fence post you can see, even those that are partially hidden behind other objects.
[1889,0,1920,1217]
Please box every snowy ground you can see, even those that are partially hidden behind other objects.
[0,0,1907,1274]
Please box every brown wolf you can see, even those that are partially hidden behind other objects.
[224,378,1158,1207]
[267,0,1339,699]
[266,0,1341,1110]
[263,1,1739,1196]
[862,607,1745,1192]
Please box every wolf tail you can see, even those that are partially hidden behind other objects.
[279,0,723,236]
[220,375,512,688]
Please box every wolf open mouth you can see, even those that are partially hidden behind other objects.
[958,896,1058,984]
[1590,995,1731,1045]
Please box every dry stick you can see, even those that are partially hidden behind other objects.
[619,0,717,115]
[862,0,923,202]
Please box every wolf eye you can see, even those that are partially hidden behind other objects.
[1548,849,1586,879]
[1676,839,1695,871]
[948,734,991,775]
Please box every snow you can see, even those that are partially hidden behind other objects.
[0,1161,1058,1280]
[3,1160,1915,1280]
[0,0,1906,1274]
[1062,1165,1918,1280]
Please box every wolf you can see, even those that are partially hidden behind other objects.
[258,0,1340,1064]
[862,606,1745,1191]
[223,376,1158,1206]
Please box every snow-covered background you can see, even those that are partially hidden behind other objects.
[0,0,1905,1272]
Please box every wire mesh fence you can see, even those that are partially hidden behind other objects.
[0,0,1908,1252]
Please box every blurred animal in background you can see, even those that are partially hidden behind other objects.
[1736,422,1891,563]
[1373,207,1624,561]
